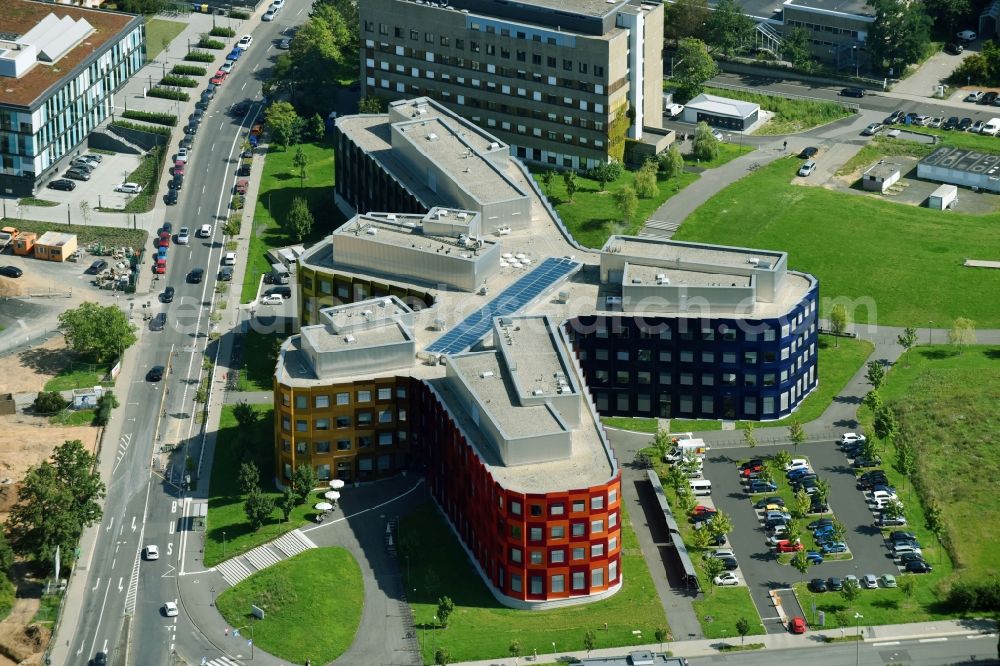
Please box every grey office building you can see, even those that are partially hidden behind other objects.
[359,0,665,170]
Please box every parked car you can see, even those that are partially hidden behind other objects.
[0,266,23,278]
[238,35,253,49]
[147,365,164,381]
[799,146,818,159]
[905,560,933,573]
[165,189,178,206]
[219,266,234,281]
[959,117,974,130]
[116,182,142,194]
[897,552,925,565]
[262,6,277,20]
[65,169,91,181]
[87,260,108,274]
[880,574,898,588]
[965,90,984,103]
[840,87,866,98]
[154,258,167,274]
[957,29,977,42]
[945,42,965,54]
[862,122,883,136]
[809,578,828,592]
[48,178,76,191]
[211,71,228,86]
[764,516,790,529]
[889,531,918,543]
[766,510,792,522]
[260,293,284,305]
[162,286,175,303]
[755,496,784,509]
[928,117,943,128]
[664,103,684,117]
[808,518,834,530]
[840,432,866,445]
[821,542,848,554]
[713,572,739,586]
[972,120,987,133]
[886,110,905,124]
[789,616,807,634]
[827,576,844,591]
[875,513,907,527]
[776,540,803,553]
[984,92,1000,106]
[719,556,739,571]
[854,456,882,468]
[862,574,879,589]
[943,116,960,130]
[749,480,778,493]
[806,551,824,565]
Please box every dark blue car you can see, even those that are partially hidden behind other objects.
[226,48,242,62]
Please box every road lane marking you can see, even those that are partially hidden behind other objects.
[919,637,948,643]
[117,577,123,593]
[91,577,100,592]
[87,578,114,657]
[106,516,114,533]
[872,641,900,647]
[131,515,137,532]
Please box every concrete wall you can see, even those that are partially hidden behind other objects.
[622,283,756,313]
[917,164,1000,192]
[301,334,416,378]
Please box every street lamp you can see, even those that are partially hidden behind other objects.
[928,320,933,345]
[222,531,227,559]
[854,612,863,665]
[853,45,859,78]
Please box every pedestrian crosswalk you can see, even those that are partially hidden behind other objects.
[640,218,681,238]
[215,529,318,586]
[201,656,242,666]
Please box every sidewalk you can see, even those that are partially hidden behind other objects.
[452,618,997,666]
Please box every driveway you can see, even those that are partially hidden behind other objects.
[33,150,144,213]
[703,440,897,633]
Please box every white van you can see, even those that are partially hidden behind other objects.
[689,479,712,496]
[982,118,1000,136]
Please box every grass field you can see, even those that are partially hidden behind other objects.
[49,409,97,426]
[204,405,312,566]
[44,359,114,392]
[532,169,699,249]
[236,329,281,392]
[836,136,934,177]
[217,549,363,664]
[600,335,873,434]
[144,19,186,61]
[402,501,669,663]
[673,158,1000,327]
[860,345,1000,574]
[703,86,853,135]
[1,220,147,252]
[242,142,340,303]
[683,142,749,169]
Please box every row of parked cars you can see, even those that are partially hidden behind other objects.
[49,153,104,190]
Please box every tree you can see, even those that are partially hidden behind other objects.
[924,497,944,537]
[358,96,384,114]
[583,629,597,655]
[831,520,846,544]
[653,428,672,462]
[244,488,275,531]
[882,498,905,520]
[675,483,697,514]
[659,144,685,180]
[948,317,977,352]
[793,488,812,518]
[772,449,792,470]
[58,302,137,363]
[841,577,861,603]
[308,113,326,141]
[743,421,758,449]
[705,0,755,57]
[781,28,813,69]
[708,510,733,542]
[233,401,260,429]
[672,38,718,102]
[897,326,918,356]
[563,170,578,202]
[866,0,932,73]
[814,478,831,506]
[924,0,970,35]
[93,390,119,427]
[7,440,105,572]
[238,462,260,497]
[434,648,451,666]
[873,404,899,448]
[865,360,886,391]
[279,487,296,522]
[788,417,806,451]
[436,596,455,627]
[293,146,309,188]
[863,390,883,414]
[285,196,315,243]
[33,391,68,414]
[292,463,317,504]
[664,465,687,495]
[654,627,668,653]
[508,639,522,664]
[613,186,639,224]
[703,556,726,590]
[634,160,659,199]
[79,200,92,226]
[829,304,849,347]
[735,617,751,646]
[690,526,713,549]
[664,0,709,43]
[0,531,14,578]
[899,574,917,600]
[791,549,810,578]
[894,439,916,485]
[541,169,556,190]
[283,12,352,115]
[587,161,624,191]
[264,101,302,151]
[692,121,720,162]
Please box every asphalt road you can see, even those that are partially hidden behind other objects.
[704,440,904,634]
[62,9,298,665]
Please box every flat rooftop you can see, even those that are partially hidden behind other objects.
[627,264,752,287]
[605,236,784,270]
[920,146,1000,177]
[864,162,902,178]
[499,317,578,400]
[334,214,489,257]
[35,231,75,245]
[0,0,137,107]
[320,297,411,326]
[301,321,410,352]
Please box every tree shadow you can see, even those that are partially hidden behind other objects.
[917,348,958,360]
[981,348,1000,360]
[871,597,900,611]
[17,346,76,376]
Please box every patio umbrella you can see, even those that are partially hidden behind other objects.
[324,490,341,501]
[314,502,333,511]
[329,479,346,489]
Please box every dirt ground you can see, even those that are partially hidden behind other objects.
[0,336,75,395]
[0,597,46,666]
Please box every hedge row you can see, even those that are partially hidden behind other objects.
[185,50,216,63]
[147,87,190,102]
[210,27,236,38]
[121,110,178,127]
[197,37,226,50]
[160,75,198,88]
[171,64,207,76]
[110,120,172,138]
[229,9,250,19]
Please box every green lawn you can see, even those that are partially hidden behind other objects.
[0,220,146,252]
[32,592,62,627]
[836,136,934,177]
[600,335,872,434]
[43,359,114,392]
[242,142,340,303]
[860,345,1000,574]
[402,502,669,663]
[532,169,699,249]
[0,577,13,621]
[216,549,363,664]
[683,141,749,169]
[236,329,281,392]
[703,86,853,135]
[204,405,312,566]
[49,409,97,426]
[673,158,1000,327]
[144,18,186,61]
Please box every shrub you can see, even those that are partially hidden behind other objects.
[171,65,207,77]
[229,9,250,19]
[121,110,177,127]
[946,576,1000,612]
[92,391,119,427]
[110,120,171,138]
[160,75,198,88]
[223,215,242,236]
[147,87,190,102]
[185,50,215,63]
[34,391,68,414]
[209,27,236,38]
[197,36,226,50]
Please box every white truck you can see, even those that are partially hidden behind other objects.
[663,432,709,464]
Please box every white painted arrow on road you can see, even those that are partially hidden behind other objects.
[117,577,123,593]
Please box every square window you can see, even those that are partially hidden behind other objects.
[572,522,586,537]
[609,561,618,581]
[530,504,542,517]
[315,418,330,430]
[702,374,714,386]
[336,393,350,406]
[572,500,585,513]
[336,415,350,428]
[609,511,618,528]
[551,503,565,516]
[510,500,522,515]
[511,575,522,592]
[357,390,372,402]
[659,350,672,362]
[608,488,618,504]
[530,551,543,565]
[530,527,542,541]
[591,543,604,557]
[378,432,393,446]
[337,439,351,451]
[591,519,604,533]
[572,572,586,590]
[379,409,393,423]
[702,351,715,363]
[745,352,758,364]
[295,395,307,409]
[572,547,585,560]
[590,496,604,510]
[315,395,330,408]
[296,441,307,454]
[378,387,391,400]
[616,370,630,384]
[316,441,331,453]
[596,349,609,361]
[551,525,565,538]
[609,536,618,551]
[592,568,604,586]
[357,412,372,426]
[680,351,694,363]
[295,419,307,432]
[701,395,714,413]
[616,350,629,361]
[551,574,565,592]
[358,435,372,448]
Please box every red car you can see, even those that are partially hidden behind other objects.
[789,616,807,634]
[211,70,228,85]
[173,160,185,176]
[775,540,803,553]
[155,258,167,274]
[158,231,170,248]
[689,505,717,517]
[741,463,764,476]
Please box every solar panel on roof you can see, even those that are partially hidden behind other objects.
[426,257,580,355]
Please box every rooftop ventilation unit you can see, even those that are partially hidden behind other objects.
[402,221,417,228]
[366,227,378,235]
[386,214,397,221]
[344,335,356,343]
[427,132,438,141]
[456,212,467,219]
[747,257,760,265]
[532,388,544,396]
[758,260,772,269]
[362,310,373,317]
[480,370,494,379]
[657,276,670,285]
[488,141,500,149]
[656,273,666,280]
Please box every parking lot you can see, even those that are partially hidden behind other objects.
[35,150,145,213]
[702,439,906,633]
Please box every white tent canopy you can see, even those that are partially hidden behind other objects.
[324,490,341,501]
[314,502,333,511]
[328,479,345,489]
